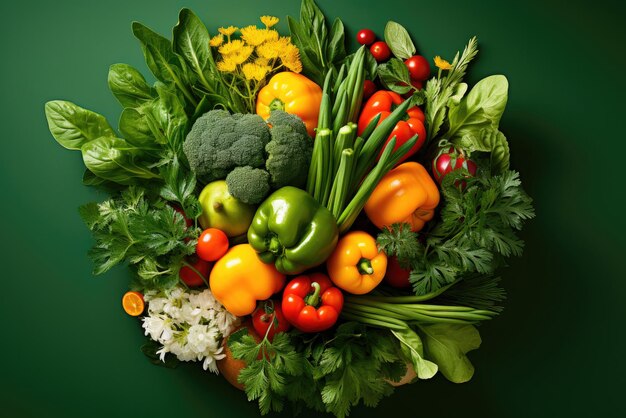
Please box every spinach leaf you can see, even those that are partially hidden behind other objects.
[81,137,159,184]
[107,64,155,108]
[132,21,197,107]
[288,0,346,86]
[447,74,509,140]
[418,323,481,383]
[119,106,159,149]
[172,8,214,92]
[384,21,416,60]
[152,83,189,154]
[377,58,412,94]
[391,325,438,379]
[45,100,115,150]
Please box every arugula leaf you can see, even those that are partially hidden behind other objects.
[45,100,115,150]
[108,64,155,108]
[384,21,416,60]
[377,58,412,94]
[418,324,481,383]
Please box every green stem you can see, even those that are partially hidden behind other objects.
[356,283,454,303]
[340,311,406,330]
[305,282,322,307]
[357,258,374,275]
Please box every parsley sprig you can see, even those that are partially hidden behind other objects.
[378,169,534,296]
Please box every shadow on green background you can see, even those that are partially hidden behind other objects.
[0,0,623,417]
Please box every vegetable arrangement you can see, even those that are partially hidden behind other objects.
[45,1,534,417]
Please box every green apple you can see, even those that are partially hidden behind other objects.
[198,180,256,237]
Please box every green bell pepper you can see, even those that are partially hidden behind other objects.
[247,186,338,274]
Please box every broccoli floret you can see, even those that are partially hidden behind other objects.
[183,110,270,183]
[265,119,314,189]
[267,110,309,138]
[226,166,271,205]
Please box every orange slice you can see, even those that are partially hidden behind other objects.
[122,291,145,316]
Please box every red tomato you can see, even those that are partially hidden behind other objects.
[384,256,411,288]
[196,228,229,261]
[252,300,291,341]
[179,256,211,287]
[370,41,391,62]
[356,29,376,46]
[363,79,377,100]
[405,55,431,81]
[432,147,478,185]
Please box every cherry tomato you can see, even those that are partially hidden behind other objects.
[252,300,291,341]
[432,146,478,185]
[370,41,391,62]
[179,255,211,287]
[405,55,431,81]
[363,79,377,100]
[356,29,376,46]
[384,256,411,288]
[196,228,229,261]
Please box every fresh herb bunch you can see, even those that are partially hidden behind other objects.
[230,322,408,418]
[378,168,534,295]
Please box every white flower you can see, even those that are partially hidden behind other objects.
[142,285,239,372]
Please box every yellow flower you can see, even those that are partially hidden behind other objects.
[219,40,245,55]
[209,34,224,47]
[218,26,238,36]
[255,57,270,66]
[280,44,302,73]
[242,63,271,81]
[260,16,279,28]
[260,28,279,43]
[434,56,452,70]
[256,42,280,59]
[240,25,267,46]
[230,45,254,65]
[217,58,237,73]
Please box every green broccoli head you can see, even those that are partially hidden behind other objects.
[225,166,271,205]
[265,112,314,189]
[267,110,309,138]
[183,110,271,183]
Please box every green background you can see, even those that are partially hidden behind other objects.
[1,0,624,416]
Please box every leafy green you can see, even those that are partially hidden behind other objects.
[418,324,481,383]
[391,325,438,379]
[376,223,420,268]
[424,37,478,142]
[288,0,347,86]
[45,100,115,150]
[79,186,199,290]
[108,64,155,108]
[233,323,406,418]
[446,74,509,140]
[383,21,416,60]
[377,58,412,94]
[230,329,306,415]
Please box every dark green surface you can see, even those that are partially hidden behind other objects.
[1,0,624,416]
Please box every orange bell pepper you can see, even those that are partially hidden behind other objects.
[256,72,322,137]
[326,231,387,295]
[364,162,440,232]
[209,244,285,316]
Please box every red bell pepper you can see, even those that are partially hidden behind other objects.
[357,90,427,164]
[282,273,344,333]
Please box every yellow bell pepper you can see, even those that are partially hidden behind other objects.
[209,244,285,316]
[364,162,440,232]
[256,72,322,137]
[326,231,387,295]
